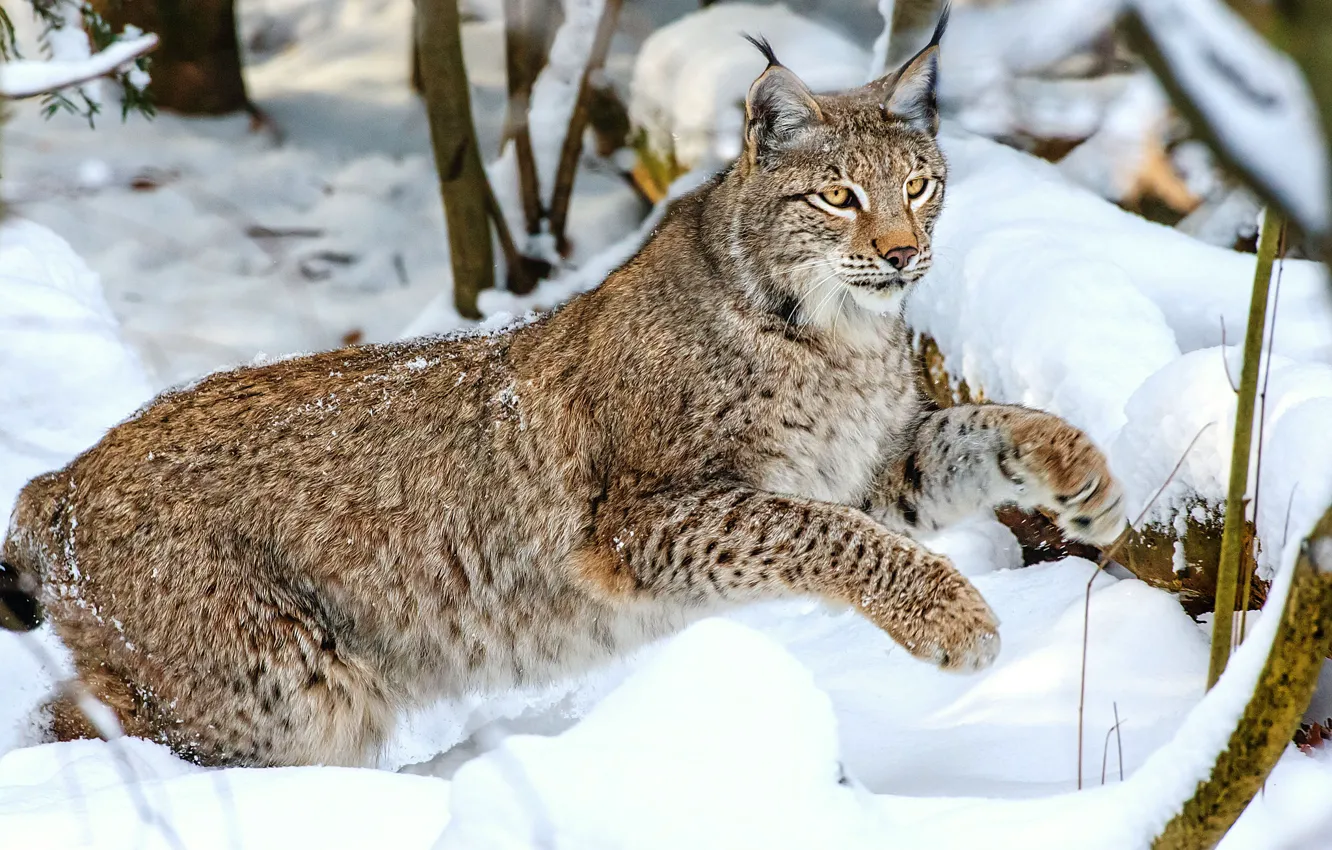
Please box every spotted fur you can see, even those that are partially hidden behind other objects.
[1,15,1123,767]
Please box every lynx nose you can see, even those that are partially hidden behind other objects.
[882,245,918,270]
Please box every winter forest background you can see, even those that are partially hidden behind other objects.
[3,0,1332,846]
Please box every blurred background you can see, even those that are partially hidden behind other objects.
[1,0,1323,385]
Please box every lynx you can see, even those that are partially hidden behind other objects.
[1,14,1124,767]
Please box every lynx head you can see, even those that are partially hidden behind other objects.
[722,11,949,323]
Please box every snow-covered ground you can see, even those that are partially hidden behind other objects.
[4,0,1332,847]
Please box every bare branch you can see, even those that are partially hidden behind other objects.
[1100,705,1126,786]
[1078,422,1214,788]
[0,33,158,99]
[1240,223,1288,641]
[502,0,560,235]
[483,173,546,295]
[547,0,624,256]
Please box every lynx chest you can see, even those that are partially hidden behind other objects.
[750,331,920,505]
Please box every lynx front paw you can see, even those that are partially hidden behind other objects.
[1003,415,1126,548]
[863,554,1001,673]
[914,577,1001,673]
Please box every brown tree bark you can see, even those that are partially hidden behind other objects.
[90,0,250,115]
[417,0,495,319]
[1154,505,1332,848]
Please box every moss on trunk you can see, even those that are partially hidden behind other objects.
[1154,506,1332,848]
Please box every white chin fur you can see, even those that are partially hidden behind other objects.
[847,286,906,316]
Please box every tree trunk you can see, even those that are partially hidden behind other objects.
[411,28,424,94]
[90,0,250,115]
[1154,505,1332,848]
[417,0,494,319]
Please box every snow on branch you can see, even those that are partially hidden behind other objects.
[1127,0,1329,236]
[1153,504,1332,847]
[0,31,156,99]
[1,1,156,124]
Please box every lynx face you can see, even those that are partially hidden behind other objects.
[732,18,949,320]
[780,120,946,314]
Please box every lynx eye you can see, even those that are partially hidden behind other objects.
[817,186,856,208]
[905,177,929,199]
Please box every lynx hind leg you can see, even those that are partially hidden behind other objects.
[1002,412,1126,547]
[49,608,396,768]
[43,668,139,744]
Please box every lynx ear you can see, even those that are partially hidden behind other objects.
[743,35,823,165]
[878,6,949,135]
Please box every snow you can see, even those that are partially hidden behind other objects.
[471,166,716,322]
[4,0,1332,846]
[630,3,870,170]
[528,0,607,202]
[435,538,1328,849]
[9,548,1321,847]
[1253,396,1332,580]
[927,0,1122,139]
[0,737,452,848]
[868,0,896,79]
[439,619,863,849]
[3,0,477,388]
[0,33,157,99]
[0,219,153,518]
[908,131,1332,565]
[909,131,1184,448]
[1056,73,1169,202]
[915,132,1332,367]
[1129,0,1330,236]
[485,0,629,264]
[1107,346,1332,576]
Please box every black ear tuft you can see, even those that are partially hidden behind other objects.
[928,2,951,50]
[742,33,781,68]
[741,32,822,165]
[880,4,949,135]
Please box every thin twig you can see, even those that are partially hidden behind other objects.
[1,34,158,99]
[1100,716,1123,785]
[483,174,538,295]
[1078,423,1213,788]
[1281,486,1299,552]
[502,0,549,235]
[1108,703,1118,783]
[547,0,624,256]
